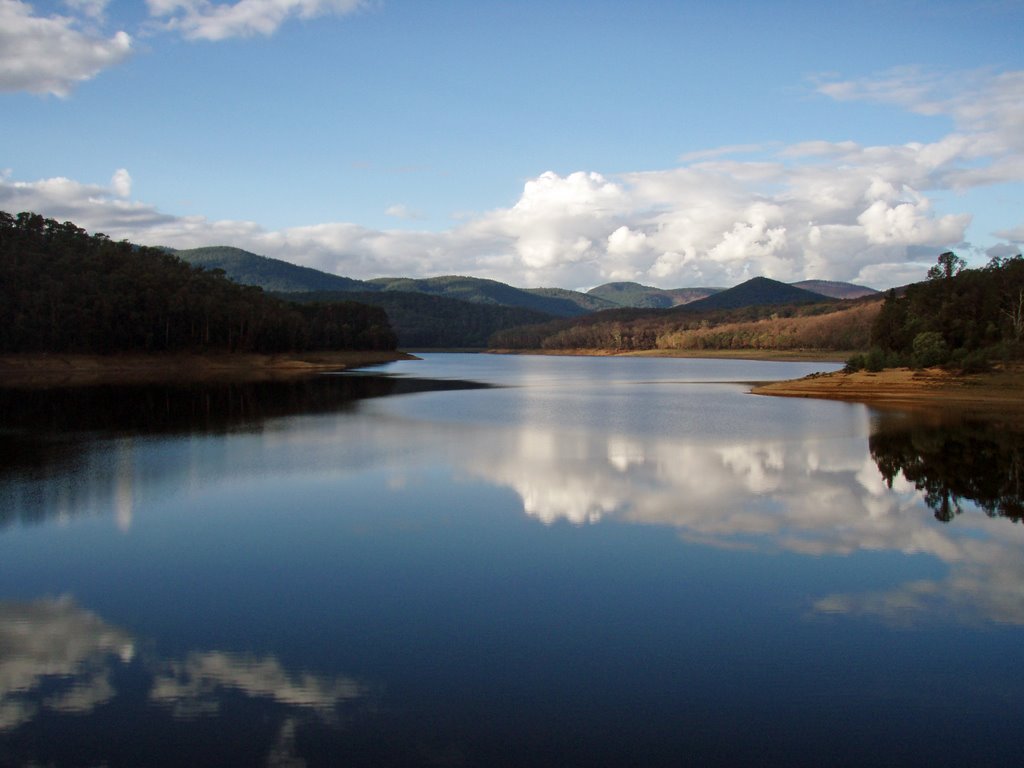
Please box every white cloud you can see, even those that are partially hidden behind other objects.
[110,168,132,197]
[384,203,423,220]
[63,0,109,19]
[0,0,132,96]
[146,0,365,41]
[996,224,1024,243]
[3,68,1022,290]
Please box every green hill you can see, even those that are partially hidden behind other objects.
[525,287,618,312]
[367,275,589,317]
[587,282,721,308]
[174,246,368,293]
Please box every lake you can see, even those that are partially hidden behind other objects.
[2,353,1023,767]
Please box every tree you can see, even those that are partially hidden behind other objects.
[927,251,966,280]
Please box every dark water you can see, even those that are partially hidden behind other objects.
[1,353,1022,767]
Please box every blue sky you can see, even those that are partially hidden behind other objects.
[2,0,1023,289]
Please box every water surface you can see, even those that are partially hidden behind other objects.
[1,354,1022,766]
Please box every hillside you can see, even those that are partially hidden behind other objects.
[0,212,397,355]
[684,277,830,312]
[174,246,367,293]
[283,290,555,348]
[526,287,618,312]
[587,282,721,308]
[792,280,878,299]
[367,275,589,317]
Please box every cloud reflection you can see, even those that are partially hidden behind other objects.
[0,596,134,730]
[0,598,367,737]
[150,651,365,718]
[449,420,1024,626]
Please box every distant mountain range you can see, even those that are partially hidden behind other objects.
[171,245,877,347]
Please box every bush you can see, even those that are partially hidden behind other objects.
[844,354,866,373]
[865,347,887,372]
[959,349,991,374]
[912,332,949,368]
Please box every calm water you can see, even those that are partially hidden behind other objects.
[1,353,1023,767]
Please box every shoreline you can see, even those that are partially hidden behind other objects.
[0,351,415,387]
[751,365,1024,419]
[488,348,852,363]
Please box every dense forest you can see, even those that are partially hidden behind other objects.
[282,290,555,348]
[0,212,396,354]
[851,251,1024,371]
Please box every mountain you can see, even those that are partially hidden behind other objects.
[366,275,589,317]
[683,277,831,312]
[587,282,722,308]
[174,246,367,293]
[791,280,878,299]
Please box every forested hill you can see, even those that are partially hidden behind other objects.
[586,282,722,308]
[858,251,1024,370]
[684,277,829,311]
[173,246,595,317]
[489,282,875,352]
[282,290,555,348]
[174,246,365,293]
[0,212,396,354]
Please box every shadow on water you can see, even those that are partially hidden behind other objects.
[869,411,1024,523]
[0,373,490,530]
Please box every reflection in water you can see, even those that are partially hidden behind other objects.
[3,356,1024,765]
[0,597,134,731]
[0,375,488,530]
[0,598,368,765]
[150,651,365,718]
[441,417,1024,625]
[870,412,1024,523]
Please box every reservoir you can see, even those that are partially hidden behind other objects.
[1,353,1022,766]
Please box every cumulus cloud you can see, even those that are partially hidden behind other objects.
[3,68,1022,289]
[110,168,132,197]
[146,0,365,41]
[0,0,132,95]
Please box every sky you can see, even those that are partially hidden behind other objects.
[2,0,1023,291]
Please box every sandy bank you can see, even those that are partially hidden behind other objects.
[751,365,1024,418]
[0,351,415,387]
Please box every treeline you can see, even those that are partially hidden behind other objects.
[489,298,873,353]
[0,212,396,354]
[281,290,556,348]
[850,252,1024,371]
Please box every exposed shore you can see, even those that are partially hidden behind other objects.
[751,365,1024,419]
[0,351,415,387]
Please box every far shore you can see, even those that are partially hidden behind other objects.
[488,348,853,363]
[0,351,415,387]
